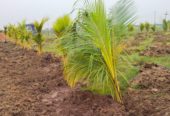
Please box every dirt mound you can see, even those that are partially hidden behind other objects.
[124,63,170,116]
[140,44,170,56]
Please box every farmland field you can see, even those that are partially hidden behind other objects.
[1,0,170,115]
[0,32,170,116]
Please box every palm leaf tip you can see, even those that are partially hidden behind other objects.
[109,0,136,41]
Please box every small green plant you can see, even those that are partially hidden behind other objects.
[128,24,134,32]
[145,22,150,32]
[33,17,48,54]
[18,21,27,46]
[151,25,156,32]
[18,20,32,48]
[6,24,18,43]
[9,25,20,44]
[139,23,145,32]
[53,15,72,39]
[168,20,170,30]
[163,19,168,32]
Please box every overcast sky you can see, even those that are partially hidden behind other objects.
[0,0,170,29]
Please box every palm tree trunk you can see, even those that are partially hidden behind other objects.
[38,44,42,54]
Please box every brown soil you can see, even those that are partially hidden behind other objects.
[0,42,126,116]
[153,32,170,43]
[131,32,170,56]
[125,33,153,54]
[124,63,170,116]
[140,43,170,56]
[0,41,170,116]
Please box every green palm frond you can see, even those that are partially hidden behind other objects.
[34,17,48,33]
[109,0,136,41]
[53,15,72,38]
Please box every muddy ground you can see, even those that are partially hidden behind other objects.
[0,33,170,116]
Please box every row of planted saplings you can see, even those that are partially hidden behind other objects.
[127,20,170,34]
[5,15,72,54]
[139,20,170,33]
[5,18,48,54]
[4,16,169,55]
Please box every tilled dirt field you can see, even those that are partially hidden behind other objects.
[140,43,170,56]
[140,32,170,56]
[0,42,125,116]
[0,41,170,116]
[124,63,170,116]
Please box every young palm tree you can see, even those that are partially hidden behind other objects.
[61,0,136,103]
[9,25,20,44]
[18,20,27,46]
[128,24,134,32]
[145,22,150,32]
[140,23,145,32]
[6,24,18,43]
[53,15,72,39]
[151,25,156,32]
[6,24,13,38]
[24,31,32,49]
[17,20,32,48]
[33,17,48,54]
[163,19,168,32]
